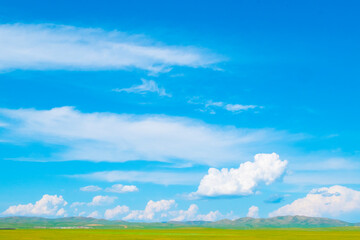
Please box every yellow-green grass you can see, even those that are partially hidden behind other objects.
[1,228,360,240]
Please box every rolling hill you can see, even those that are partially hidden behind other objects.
[0,215,357,229]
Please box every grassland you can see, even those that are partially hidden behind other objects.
[1,227,360,240]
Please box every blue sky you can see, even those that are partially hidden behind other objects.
[1,0,360,222]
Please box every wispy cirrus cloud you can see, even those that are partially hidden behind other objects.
[0,106,296,166]
[0,23,222,73]
[70,170,204,186]
[113,79,171,97]
[224,104,258,112]
[188,98,261,114]
[80,185,102,192]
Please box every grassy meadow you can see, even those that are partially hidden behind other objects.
[1,228,360,240]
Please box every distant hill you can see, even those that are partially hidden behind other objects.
[0,217,124,229]
[0,216,356,229]
[205,216,353,229]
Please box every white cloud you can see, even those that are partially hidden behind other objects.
[170,204,199,221]
[71,170,204,185]
[105,184,138,193]
[88,211,100,218]
[104,205,130,219]
[78,211,86,216]
[247,206,259,218]
[188,98,260,114]
[123,199,175,221]
[196,210,222,221]
[170,204,221,222]
[80,185,102,192]
[225,104,258,112]
[88,195,117,206]
[3,194,67,216]
[0,106,293,166]
[0,24,220,73]
[79,184,138,194]
[113,79,171,97]
[269,185,360,218]
[56,208,66,217]
[192,153,287,197]
[71,196,117,208]
[205,100,224,108]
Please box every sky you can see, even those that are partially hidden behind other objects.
[1,0,360,222]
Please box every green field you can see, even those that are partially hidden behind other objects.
[1,228,360,240]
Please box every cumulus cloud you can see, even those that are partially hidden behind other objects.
[71,170,204,185]
[80,185,102,192]
[113,79,171,97]
[170,204,221,222]
[0,23,220,73]
[247,206,259,218]
[55,208,66,216]
[3,194,67,216]
[88,195,117,206]
[122,201,221,222]
[72,195,117,207]
[105,184,138,193]
[104,205,130,219]
[269,185,360,218]
[197,210,222,221]
[0,107,294,166]
[123,199,175,221]
[192,153,287,197]
[170,204,199,221]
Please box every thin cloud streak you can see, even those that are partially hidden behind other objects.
[0,106,297,166]
[70,170,204,186]
[0,23,222,73]
[113,79,171,97]
[188,98,261,114]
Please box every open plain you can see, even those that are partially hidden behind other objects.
[1,228,360,240]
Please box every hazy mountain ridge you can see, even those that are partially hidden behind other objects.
[0,216,358,229]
